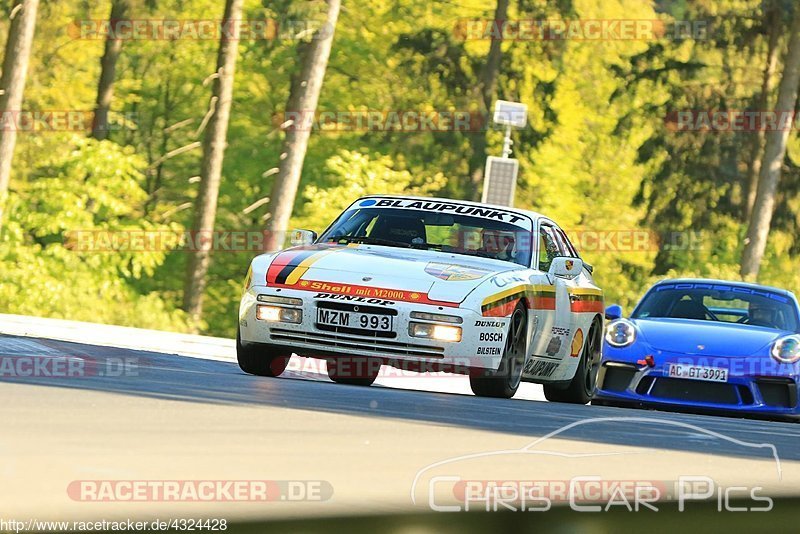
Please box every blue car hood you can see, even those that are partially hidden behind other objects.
[632,318,787,357]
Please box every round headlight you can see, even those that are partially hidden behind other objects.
[770,335,800,363]
[605,319,636,348]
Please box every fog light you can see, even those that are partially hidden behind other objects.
[256,305,302,324]
[257,305,281,322]
[433,324,462,342]
[409,322,462,342]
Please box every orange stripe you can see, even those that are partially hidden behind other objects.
[571,300,604,313]
[482,301,518,317]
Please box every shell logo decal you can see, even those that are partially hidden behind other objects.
[570,328,584,357]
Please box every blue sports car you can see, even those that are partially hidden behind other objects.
[592,278,800,421]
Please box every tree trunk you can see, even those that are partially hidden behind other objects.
[467,0,509,200]
[91,0,130,140]
[263,0,341,251]
[0,0,39,229]
[182,0,244,322]
[740,9,800,278]
[744,1,781,219]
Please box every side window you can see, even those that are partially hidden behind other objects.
[538,225,563,272]
[554,227,578,258]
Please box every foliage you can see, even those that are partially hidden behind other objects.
[0,135,190,330]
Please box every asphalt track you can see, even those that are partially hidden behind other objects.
[2,318,800,523]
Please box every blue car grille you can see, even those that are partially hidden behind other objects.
[599,363,637,392]
[647,378,740,405]
[756,378,797,408]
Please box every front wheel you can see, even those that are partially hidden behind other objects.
[470,302,528,399]
[236,330,290,377]
[544,319,601,404]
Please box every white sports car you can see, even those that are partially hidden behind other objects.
[238,195,604,403]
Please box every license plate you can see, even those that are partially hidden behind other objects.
[667,363,728,383]
[316,308,393,332]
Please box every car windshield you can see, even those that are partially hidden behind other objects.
[318,206,533,267]
[632,283,799,332]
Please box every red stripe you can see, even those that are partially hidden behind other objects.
[266,251,302,284]
[528,296,556,310]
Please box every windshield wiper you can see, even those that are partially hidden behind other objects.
[325,235,411,248]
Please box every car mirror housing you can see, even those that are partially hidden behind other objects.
[548,256,583,279]
[605,304,623,320]
[289,229,317,247]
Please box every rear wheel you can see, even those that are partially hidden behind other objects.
[470,302,527,399]
[327,357,381,386]
[236,330,290,377]
[544,319,601,404]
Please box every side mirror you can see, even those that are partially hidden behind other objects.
[605,304,623,321]
[548,256,583,279]
[290,229,317,247]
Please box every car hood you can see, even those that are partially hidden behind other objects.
[632,317,788,357]
[266,243,519,303]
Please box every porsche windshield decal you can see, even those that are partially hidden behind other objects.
[424,262,492,281]
[355,198,532,230]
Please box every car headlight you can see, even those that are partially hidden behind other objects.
[770,335,800,363]
[605,319,636,348]
[256,305,302,324]
[409,322,462,342]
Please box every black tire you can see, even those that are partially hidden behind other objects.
[236,330,290,377]
[544,319,601,404]
[470,302,527,399]
[327,357,380,386]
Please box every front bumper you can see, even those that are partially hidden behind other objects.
[238,286,509,371]
[594,346,800,419]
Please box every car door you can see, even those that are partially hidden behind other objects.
[551,225,598,359]
[525,221,573,370]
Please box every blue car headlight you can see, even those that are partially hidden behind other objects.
[770,335,800,363]
[605,319,636,348]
